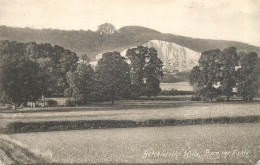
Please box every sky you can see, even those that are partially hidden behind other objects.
[0,0,260,46]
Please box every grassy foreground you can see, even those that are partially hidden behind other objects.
[2,123,259,164]
[0,98,259,134]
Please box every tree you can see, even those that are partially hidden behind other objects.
[81,54,90,64]
[126,46,148,97]
[219,47,239,101]
[65,63,94,104]
[189,66,202,92]
[126,46,164,98]
[0,40,79,109]
[97,23,116,35]
[95,51,130,104]
[0,41,41,109]
[237,52,260,101]
[144,47,164,98]
[189,49,222,101]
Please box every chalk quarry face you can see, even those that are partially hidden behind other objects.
[142,40,201,72]
[93,40,201,73]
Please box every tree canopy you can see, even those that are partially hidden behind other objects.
[95,51,131,104]
[0,40,79,108]
[126,46,163,98]
[189,47,259,101]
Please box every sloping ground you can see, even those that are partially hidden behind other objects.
[1,25,260,61]
[119,40,201,72]
[0,136,47,164]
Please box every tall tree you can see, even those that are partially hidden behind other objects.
[65,63,94,104]
[95,51,130,104]
[126,46,163,98]
[219,47,239,101]
[189,49,222,101]
[126,46,148,97]
[237,52,260,101]
[189,66,202,93]
[144,47,164,98]
[0,41,41,109]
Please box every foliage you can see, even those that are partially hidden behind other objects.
[95,51,131,104]
[126,46,147,96]
[97,23,116,35]
[126,46,163,98]
[1,25,259,61]
[65,63,94,104]
[160,89,178,96]
[0,41,41,107]
[189,47,259,101]
[189,49,222,101]
[0,40,79,108]
[191,96,201,101]
[64,99,75,107]
[219,47,239,101]
[144,47,164,98]
[237,52,260,101]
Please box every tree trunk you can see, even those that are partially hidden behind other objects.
[227,94,230,102]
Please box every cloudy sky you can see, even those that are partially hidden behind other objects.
[0,0,259,46]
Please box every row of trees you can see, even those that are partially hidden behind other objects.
[66,46,164,104]
[189,47,260,101]
[0,41,163,108]
[0,40,79,109]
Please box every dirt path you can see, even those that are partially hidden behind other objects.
[0,136,46,164]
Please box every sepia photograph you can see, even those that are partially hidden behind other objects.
[0,0,259,164]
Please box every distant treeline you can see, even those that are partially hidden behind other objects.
[161,72,189,83]
[0,40,163,109]
[1,24,260,61]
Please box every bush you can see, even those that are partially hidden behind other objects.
[45,100,58,107]
[65,99,75,107]
[191,96,201,101]
[216,97,225,102]
[160,89,178,96]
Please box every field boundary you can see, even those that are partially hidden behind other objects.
[5,115,260,134]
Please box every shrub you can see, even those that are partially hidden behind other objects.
[65,99,75,107]
[45,100,58,107]
[191,96,201,101]
[216,97,225,102]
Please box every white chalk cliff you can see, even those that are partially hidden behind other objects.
[94,40,201,72]
[121,40,201,72]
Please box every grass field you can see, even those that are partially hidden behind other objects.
[2,123,259,164]
[0,98,259,133]
[0,97,259,164]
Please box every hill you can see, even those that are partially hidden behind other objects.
[0,25,260,61]
[120,40,201,72]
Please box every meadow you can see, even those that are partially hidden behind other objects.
[0,96,259,164]
[1,97,259,134]
[1,123,259,164]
